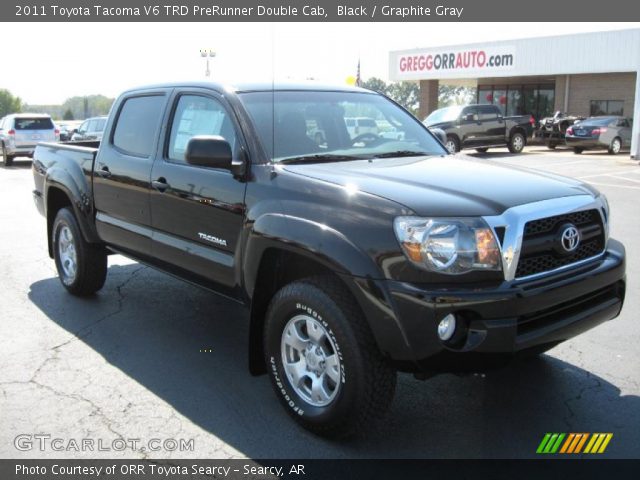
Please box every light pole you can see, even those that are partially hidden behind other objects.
[199,49,216,78]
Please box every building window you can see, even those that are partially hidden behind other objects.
[590,100,624,116]
[478,84,554,119]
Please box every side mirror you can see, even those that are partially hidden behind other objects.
[185,135,244,175]
[430,127,447,146]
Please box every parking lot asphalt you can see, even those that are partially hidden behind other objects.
[0,147,638,459]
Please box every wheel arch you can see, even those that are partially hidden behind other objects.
[243,214,385,375]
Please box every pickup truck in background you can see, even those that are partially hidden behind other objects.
[423,104,535,154]
[33,82,625,437]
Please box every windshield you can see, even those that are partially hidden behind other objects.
[238,90,446,162]
[424,106,463,125]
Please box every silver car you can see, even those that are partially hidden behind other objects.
[71,116,108,142]
[0,113,58,166]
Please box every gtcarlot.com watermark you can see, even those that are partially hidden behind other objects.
[14,434,195,452]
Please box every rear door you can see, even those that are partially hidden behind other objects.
[13,116,55,148]
[93,90,170,257]
[148,90,248,297]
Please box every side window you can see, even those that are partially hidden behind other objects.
[461,107,478,122]
[86,120,97,132]
[78,121,88,132]
[167,95,237,164]
[95,119,107,131]
[113,95,165,157]
[617,119,629,128]
[478,105,498,121]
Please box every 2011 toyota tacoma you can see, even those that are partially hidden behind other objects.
[32,82,626,437]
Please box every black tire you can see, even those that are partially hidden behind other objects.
[444,135,460,153]
[546,141,557,150]
[608,137,622,155]
[573,147,584,154]
[264,276,396,437]
[508,132,526,154]
[475,147,489,153]
[52,207,107,296]
[1,143,13,167]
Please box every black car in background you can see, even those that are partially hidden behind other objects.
[423,104,534,154]
[565,116,633,155]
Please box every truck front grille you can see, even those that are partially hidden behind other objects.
[515,209,605,279]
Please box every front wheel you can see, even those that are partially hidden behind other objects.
[52,207,108,296]
[444,135,460,153]
[264,276,396,437]
[508,132,525,153]
[546,141,557,150]
[475,147,489,153]
[573,147,584,154]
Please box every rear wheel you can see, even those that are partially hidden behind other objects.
[444,135,460,154]
[52,208,107,296]
[573,147,584,154]
[546,141,557,150]
[608,137,622,155]
[508,132,525,153]
[475,147,489,153]
[264,276,396,437]
[1,143,13,167]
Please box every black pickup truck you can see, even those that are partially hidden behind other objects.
[424,104,534,154]
[32,82,625,437]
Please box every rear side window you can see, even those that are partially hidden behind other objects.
[113,95,165,157]
[14,117,54,130]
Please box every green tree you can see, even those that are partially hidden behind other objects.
[438,85,477,107]
[387,82,420,115]
[62,108,74,120]
[361,77,388,95]
[0,89,22,117]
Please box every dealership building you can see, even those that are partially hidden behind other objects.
[389,28,640,158]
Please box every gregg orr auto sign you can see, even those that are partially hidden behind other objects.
[393,46,516,80]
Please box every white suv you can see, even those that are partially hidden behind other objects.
[344,117,379,139]
[0,113,59,166]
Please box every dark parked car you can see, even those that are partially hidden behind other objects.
[566,116,633,155]
[33,82,625,437]
[423,104,534,154]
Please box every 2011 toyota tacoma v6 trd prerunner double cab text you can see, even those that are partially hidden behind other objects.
[32,82,626,437]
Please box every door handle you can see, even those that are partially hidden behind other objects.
[152,177,170,192]
[95,166,111,178]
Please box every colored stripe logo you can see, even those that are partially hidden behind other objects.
[537,433,613,454]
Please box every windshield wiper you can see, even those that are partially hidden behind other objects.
[372,150,432,159]
[278,154,366,165]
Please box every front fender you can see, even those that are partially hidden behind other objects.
[243,213,382,296]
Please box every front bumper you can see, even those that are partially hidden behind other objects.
[347,239,625,373]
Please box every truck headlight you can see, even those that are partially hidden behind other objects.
[393,217,502,274]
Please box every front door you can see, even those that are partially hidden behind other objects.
[149,91,247,298]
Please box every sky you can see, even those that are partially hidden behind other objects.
[1,22,639,105]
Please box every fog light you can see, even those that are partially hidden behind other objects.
[437,314,456,341]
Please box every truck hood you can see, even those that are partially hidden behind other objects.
[281,155,596,217]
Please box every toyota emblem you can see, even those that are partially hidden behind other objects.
[561,225,580,252]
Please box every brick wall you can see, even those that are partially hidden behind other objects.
[559,72,637,117]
